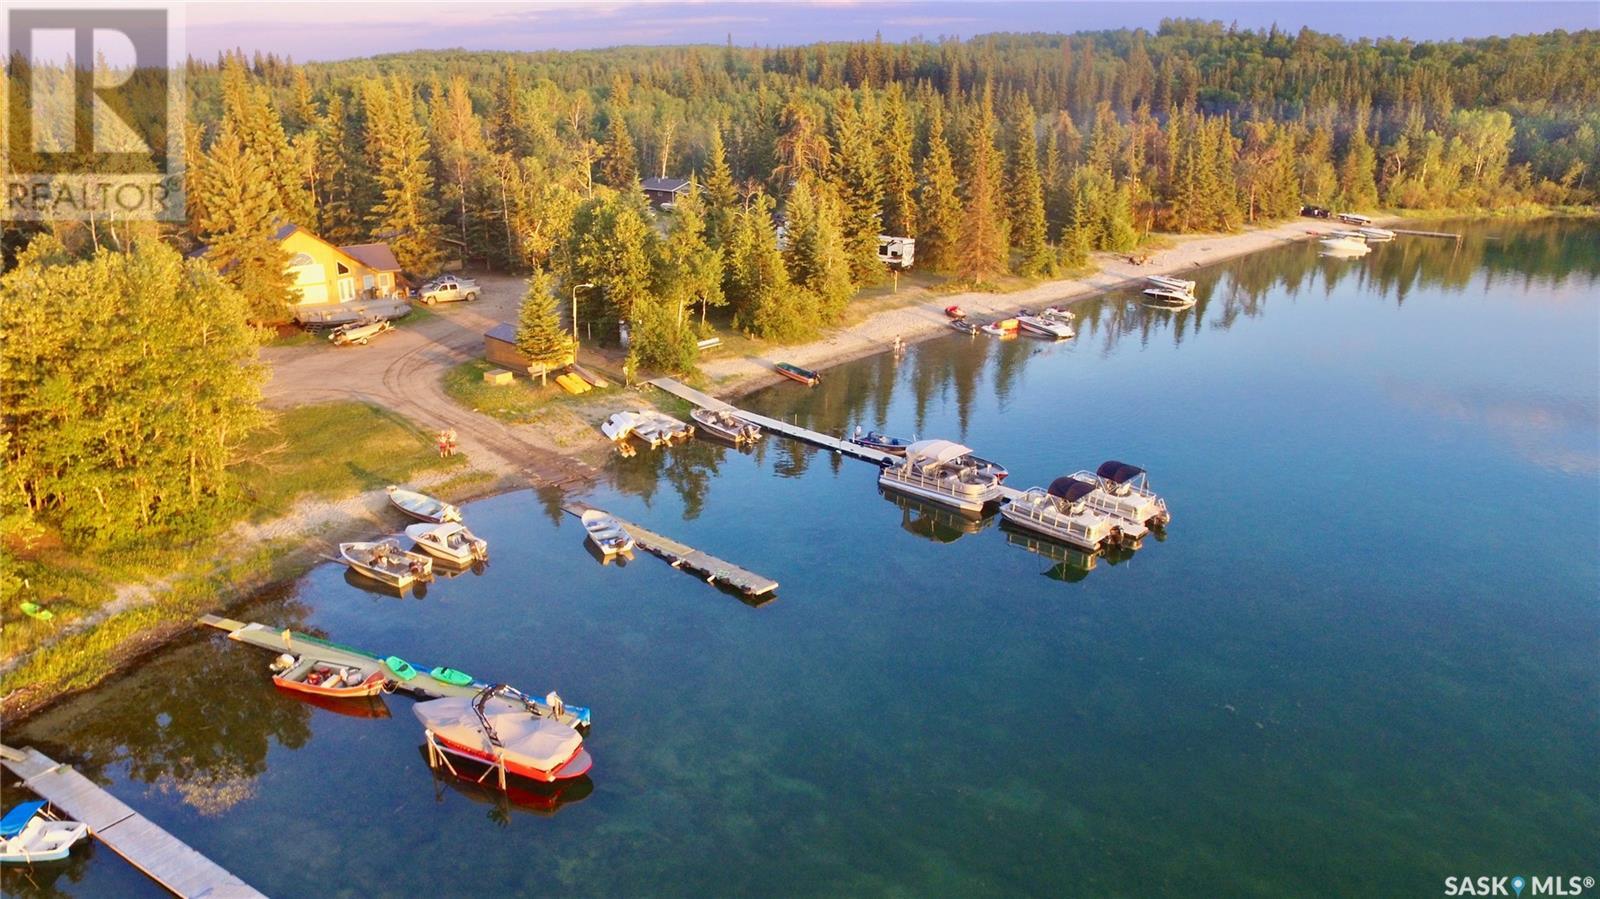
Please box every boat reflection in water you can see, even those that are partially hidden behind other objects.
[1000,522,1106,582]
[880,486,992,544]
[582,536,633,567]
[417,746,594,820]
[431,558,488,579]
[343,566,428,599]
[278,689,392,719]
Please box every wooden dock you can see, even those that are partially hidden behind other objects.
[1392,228,1463,240]
[648,377,897,465]
[196,616,592,728]
[0,744,264,898]
[563,502,779,598]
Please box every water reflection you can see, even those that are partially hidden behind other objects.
[417,747,593,821]
[342,566,428,599]
[879,487,990,544]
[1001,523,1100,582]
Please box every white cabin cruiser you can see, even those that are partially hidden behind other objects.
[1016,313,1075,340]
[1001,477,1143,551]
[1069,461,1171,529]
[405,522,488,565]
[878,439,1006,513]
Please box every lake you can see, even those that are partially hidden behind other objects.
[6,219,1596,897]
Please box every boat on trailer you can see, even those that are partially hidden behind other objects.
[0,802,88,864]
[581,509,635,556]
[415,685,593,785]
[1146,274,1197,294]
[405,522,488,565]
[1336,212,1373,226]
[1142,287,1196,309]
[1001,477,1143,551]
[776,362,820,387]
[849,428,913,456]
[387,486,461,523]
[691,408,762,445]
[340,539,434,589]
[1069,460,1171,529]
[1016,313,1075,340]
[878,439,1006,513]
[270,652,386,699]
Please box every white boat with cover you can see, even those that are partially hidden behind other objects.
[1069,461,1171,529]
[1142,287,1196,309]
[1001,477,1143,551]
[405,522,488,565]
[1146,274,1196,293]
[581,509,634,555]
[387,486,461,523]
[0,802,88,864]
[601,411,647,442]
[1017,313,1075,339]
[415,686,592,784]
[340,539,434,588]
[878,439,1006,513]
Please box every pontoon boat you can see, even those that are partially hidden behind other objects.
[878,439,1006,513]
[1000,477,1143,551]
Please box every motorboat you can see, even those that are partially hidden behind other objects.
[387,486,461,523]
[848,428,913,456]
[1016,313,1074,339]
[944,304,966,319]
[775,362,820,386]
[632,411,694,446]
[691,408,761,444]
[1358,226,1395,241]
[1141,287,1196,309]
[269,652,386,699]
[949,318,980,336]
[1319,234,1369,254]
[1040,305,1076,324]
[414,685,592,784]
[0,802,88,864]
[581,509,634,556]
[1000,477,1143,551]
[1069,460,1171,529]
[405,522,488,565]
[878,439,1006,513]
[340,539,434,589]
[980,318,1020,337]
[1146,274,1196,293]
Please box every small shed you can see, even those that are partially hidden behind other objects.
[484,322,574,375]
[641,177,692,207]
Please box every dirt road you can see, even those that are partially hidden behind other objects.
[261,273,599,487]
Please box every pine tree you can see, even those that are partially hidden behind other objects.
[364,77,445,275]
[1007,97,1051,276]
[514,267,574,380]
[955,84,1008,281]
[783,178,853,321]
[195,127,292,322]
[916,104,962,272]
[828,91,884,283]
[878,84,918,238]
[601,111,639,188]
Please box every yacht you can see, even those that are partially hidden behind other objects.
[878,439,1006,513]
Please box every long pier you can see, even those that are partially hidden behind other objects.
[197,616,591,728]
[0,744,265,898]
[563,501,779,599]
[647,377,1025,503]
[1392,228,1463,240]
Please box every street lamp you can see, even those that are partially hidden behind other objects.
[571,282,595,344]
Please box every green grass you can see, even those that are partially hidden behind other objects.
[442,359,620,423]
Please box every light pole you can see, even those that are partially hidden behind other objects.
[571,282,595,346]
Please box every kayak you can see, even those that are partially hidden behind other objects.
[386,656,418,681]
[430,667,474,687]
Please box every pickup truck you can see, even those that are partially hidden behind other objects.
[329,319,394,347]
[418,275,480,305]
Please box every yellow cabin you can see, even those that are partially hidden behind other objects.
[273,224,405,306]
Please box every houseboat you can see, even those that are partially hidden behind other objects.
[1069,460,1171,529]
[1000,477,1143,552]
[878,439,1006,513]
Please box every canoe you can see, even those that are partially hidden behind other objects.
[386,656,418,680]
[568,364,610,388]
[775,362,820,387]
[429,667,474,687]
[581,509,635,556]
[387,486,461,523]
[405,522,488,565]
[272,654,386,699]
[340,540,433,589]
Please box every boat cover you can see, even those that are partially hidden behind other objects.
[414,696,583,772]
[905,439,972,465]
[601,411,647,441]
[0,802,45,838]
[1047,477,1097,502]
[1096,461,1146,484]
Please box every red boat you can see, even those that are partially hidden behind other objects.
[271,655,386,699]
[944,304,966,319]
[415,688,593,784]
[775,362,821,387]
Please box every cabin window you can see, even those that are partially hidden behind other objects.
[363,275,376,290]
[336,262,350,275]
[287,252,315,267]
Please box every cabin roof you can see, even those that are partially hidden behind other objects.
[338,242,402,272]
[641,176,691,192]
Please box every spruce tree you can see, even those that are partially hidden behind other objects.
[364,77,445,275]
[828,91,884,283]
[514,267,575,380]
[1007,98,1051,276]
[783,178,853,321]
[702,126,740,250]
[955,84,1008,281]
[916,104,962,272]
[195,127,292,322]
[879,84,918,238]
[601,112,639,188]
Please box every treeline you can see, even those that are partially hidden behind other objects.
[10,23,1598,370]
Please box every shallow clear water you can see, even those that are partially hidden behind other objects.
[7,220,1597,897]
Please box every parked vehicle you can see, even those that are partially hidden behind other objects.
[419,275,480,305]
[329,318,394,346]
[1301,205,1330,218]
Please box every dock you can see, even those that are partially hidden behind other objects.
[649,377,897,465]
[563,501,779,598]
[0,744,264,898]
[196,616,591,728]
[1392,228,1463,242]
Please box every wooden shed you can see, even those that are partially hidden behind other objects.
[484,323,573,374]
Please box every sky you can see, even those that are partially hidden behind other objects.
[182,1,1598,62]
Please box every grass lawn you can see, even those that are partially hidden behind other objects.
[442,358,622,424]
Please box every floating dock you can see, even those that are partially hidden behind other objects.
[0,744,265,898]
[563,501,779,598]
[197,616,591,728]
[1391,228,1463,240]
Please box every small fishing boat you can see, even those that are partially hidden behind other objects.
[848,428,913,456]
[0,802,88,864]
[1041,305,1076,323]
[405,522,488,565]
[691,408,762,444]
[1146,274,1197,293]
[339,540,434,589]
[1070,460,1172,529]
[1141,287,1196,309]
[948,318,980,336]
[581,509,634,556]
[387,486,461,523]
[415,685,593,785]
[944,304,966,319]
[269,652,386,698]
[879,439,1006,513]
[1000,477,1141,552]
[1357,226,1395,241]
[776,362,821,387]
[1017,313,1075,339]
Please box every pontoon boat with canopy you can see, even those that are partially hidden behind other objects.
[878,439,1006,512]
[1000,477,1142,551]
[1068,461,1171,529]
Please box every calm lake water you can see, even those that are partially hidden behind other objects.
[6,220,1597,897]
